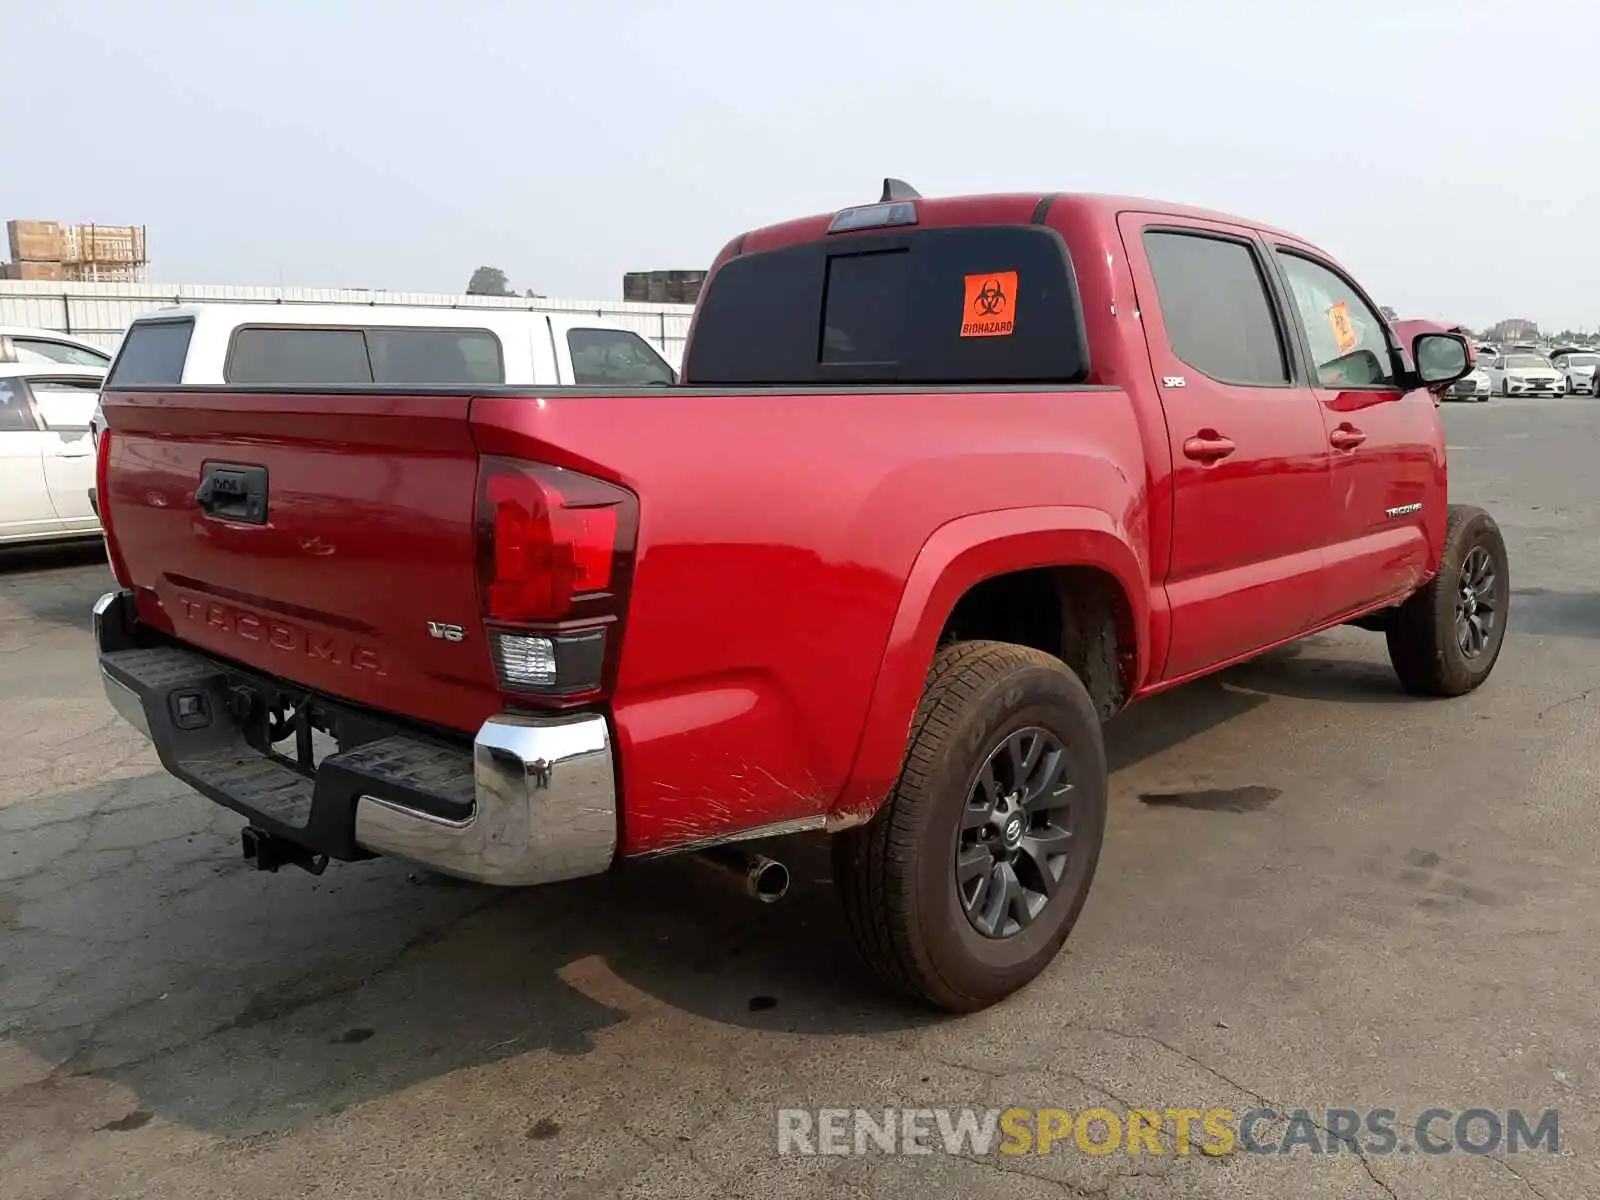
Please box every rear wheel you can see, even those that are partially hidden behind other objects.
[1386,505,1509,696]
[833,640,1107,1012]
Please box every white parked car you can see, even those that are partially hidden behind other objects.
[1483,352,1564,397]
[0,326,113,369]
[1551,349,1599,396]
[1442,366,1492,402]
[0,363,103,546]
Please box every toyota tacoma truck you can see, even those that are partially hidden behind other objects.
[92,181,1508,1012]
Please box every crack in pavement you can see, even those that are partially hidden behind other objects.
[4,886,513,1102]
[1490,1154,1555,1200]
[1071,1025,1398,1200]
[1535,685,1600,722]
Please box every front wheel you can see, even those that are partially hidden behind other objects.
[1386,505,1510,696]
[833,640,1108,1012]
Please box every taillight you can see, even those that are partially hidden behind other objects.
[95,426,133,588]
[474,457,637,703]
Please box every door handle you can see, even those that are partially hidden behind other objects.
[1182,432,1236,463]
[1330,425,1366,451]
[54,444,93,458]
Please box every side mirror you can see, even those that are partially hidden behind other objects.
[1413,332,1471,386]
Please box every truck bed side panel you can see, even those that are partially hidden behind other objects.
[470,386,1148,854]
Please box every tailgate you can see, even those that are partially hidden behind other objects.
[100,388,499,733]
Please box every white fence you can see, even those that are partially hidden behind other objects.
[0,281,697,367]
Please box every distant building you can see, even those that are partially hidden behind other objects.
[624,270,706,305]
[4,219,148,282]
[1488,318,1540,343]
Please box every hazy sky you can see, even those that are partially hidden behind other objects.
[5,0,1596,329]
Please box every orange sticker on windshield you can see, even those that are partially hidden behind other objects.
[1328,301,1358,355]
[962,272,1018,337]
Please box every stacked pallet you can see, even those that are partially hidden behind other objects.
[4,220,148,281]
[623,270,706,305]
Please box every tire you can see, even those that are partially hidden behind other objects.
[833,640,1108,1012]
[1386,504,1510,696]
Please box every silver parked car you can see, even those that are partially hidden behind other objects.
[1443,366,1493,402]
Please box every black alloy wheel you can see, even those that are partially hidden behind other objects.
[1455,545,1500,660]
[956,727,1076,939]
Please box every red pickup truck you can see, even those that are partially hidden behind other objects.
[93,182,1508,1012]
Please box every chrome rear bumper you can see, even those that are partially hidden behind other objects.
[353,711,617,885]
[94,589,617,887]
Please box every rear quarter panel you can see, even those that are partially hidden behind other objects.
[471,386,1149,854]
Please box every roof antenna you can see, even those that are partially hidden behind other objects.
[880,177,921,202]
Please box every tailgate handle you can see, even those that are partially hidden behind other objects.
[196,463,269,525]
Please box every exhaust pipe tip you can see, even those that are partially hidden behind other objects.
[750,857,790,903]
[696,845,791,903]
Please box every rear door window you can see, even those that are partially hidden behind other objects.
[566,328,676,385]
[105,319,194,386]
[1141,231,1289,387]
[0,378,39,432]
[29,378,101,432]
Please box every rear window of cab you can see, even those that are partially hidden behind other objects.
[684,224,1091,386]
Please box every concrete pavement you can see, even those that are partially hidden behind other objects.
[3,395,1598,1198]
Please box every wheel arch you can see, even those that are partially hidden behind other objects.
[830,506,1149,824]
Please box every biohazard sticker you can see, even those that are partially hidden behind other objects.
[1327,301,1358,355]
[962,272,1018,337]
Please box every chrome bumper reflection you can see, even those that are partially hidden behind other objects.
[101,666,151,740]
[354,711,617,886]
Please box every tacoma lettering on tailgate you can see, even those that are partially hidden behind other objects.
[177,597,386,674]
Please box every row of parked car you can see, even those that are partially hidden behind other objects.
[1442,341,1599,401]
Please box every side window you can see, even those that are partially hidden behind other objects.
[1141,231,1289,386]
[366,328,504,384]
[30,379,100,433]
[0,379,38,432]
[226,328,371,385]
[567,329,676,386]
[14,339,111,368]
[106,319,194,387]
[1274,252,1396,388]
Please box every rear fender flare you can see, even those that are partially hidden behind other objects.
[831,506,1148,822]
